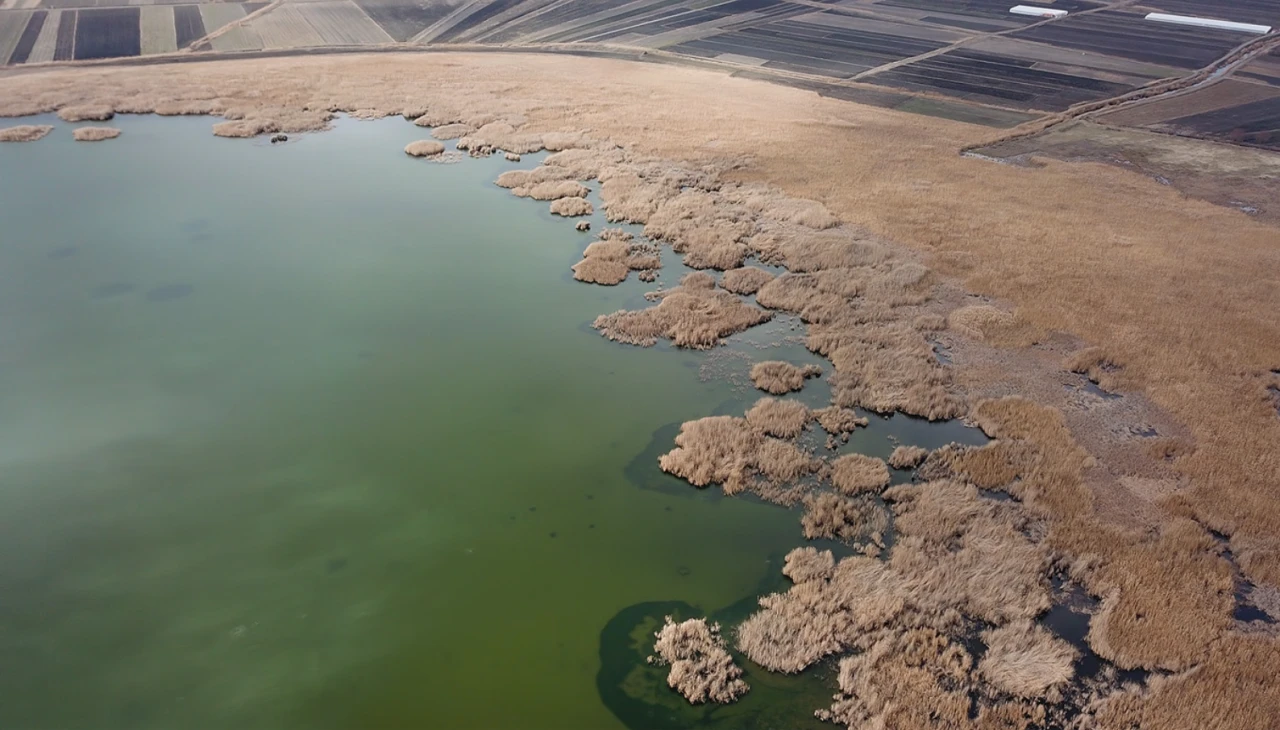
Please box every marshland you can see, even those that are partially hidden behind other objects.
[1,45,1278,730]
[0,111,990,729]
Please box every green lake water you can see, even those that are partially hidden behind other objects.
[0,115,983,729]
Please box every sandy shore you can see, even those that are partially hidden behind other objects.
[2,51,1277,728]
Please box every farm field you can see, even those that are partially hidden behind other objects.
[1,0,1278,127]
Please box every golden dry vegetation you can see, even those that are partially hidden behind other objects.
[829,453,891,495]
[0,124,52,142]
[648,617,749,705]
[549,197,592,217]
[749,360,823,395]
[889,445,929,469]
[719,265,776,295]
[2,51,1277,728]
[744,397,811,439]
[404,139,445,157]
[72,126,121,142]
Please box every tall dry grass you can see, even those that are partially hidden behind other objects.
[648,617,749,705]
[719,266,775,295]
[72,127,121,142]
[979,620,1078,701]
[749,360,822,395]
[594,276,773,349]
[889,445,929,469]
[658,415,818,497]
[0,124,52,142]
[744,397,810,438]
[549,197,592,217]
[813,406,868,436]
[404,139,445,157]
[801,492,887,546]
[829,453,890,494]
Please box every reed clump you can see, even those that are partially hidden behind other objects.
[823,324,966,420]
[801,492,888,546]
[457,121,545,155]
[1065,346,1125,393]
[0,125,53,142]
[658,416,818,496]
[720,266,776,295]
[571,257,629,285]
[593,277,772,349]
[782,546,835,584]
[978,620,1078,700]
[830,453,890,494]
[405,140,446,157]
[737,481,1050,675]
[72,127,121,142]
[648,617,749,705]
[496,166,574,190]
[431,123,474,140]
[745,397,811,439]
[948,304,1016,341]
[550,197,593,217]
[1088,634,1280,730]
[814,406,868,436]
[516,180,589,201]
[56,104,114,122]
[572,237,655,285]
[889,445,929,469]
[750,361,822,395]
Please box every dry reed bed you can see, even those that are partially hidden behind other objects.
[720,265,776,295]
[571,237,661,286]
[750,360,822,395]
[404,139,445,157]
[0,124,52,142]
[72,127,121,142]
[648,617,749,705]
[2,53,1275,727]
[889,445,929,469]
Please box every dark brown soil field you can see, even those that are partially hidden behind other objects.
[868,47,1132,111]
[1142,0,1280,27]
[1101,79,1280,127]
[6,9,45,65]
[1011,10,1249,70]
[172,5,206,49]
[73,7,139,60]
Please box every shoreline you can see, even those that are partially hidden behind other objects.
[2,50,1277,728]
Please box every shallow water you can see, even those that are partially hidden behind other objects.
[1,115,981,729]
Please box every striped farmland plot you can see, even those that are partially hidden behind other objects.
[0,10,33,64]
[249,4,325,48]
[6,8,43,63]
[139,4,174,54]
[208,21,261,51]
[296,1,391,46]
[26,7,59,62]
[196,2,244,36]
